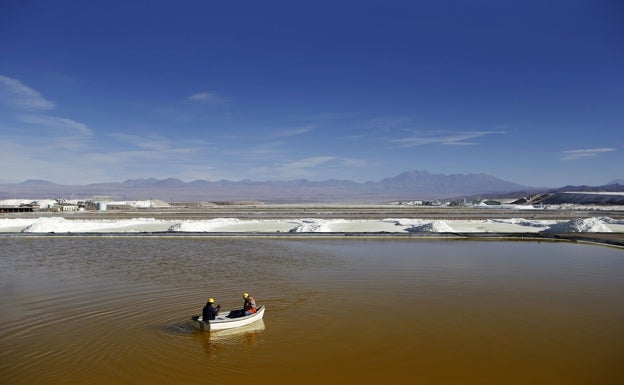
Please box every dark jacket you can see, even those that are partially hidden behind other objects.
[202,303,220,321]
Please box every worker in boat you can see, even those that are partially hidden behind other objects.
[202,298,221,321]
[242,292,257,316]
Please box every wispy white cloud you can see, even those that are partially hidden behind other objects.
[242,145,372,180]
[392,130,505,147]
[0,75,92,139]
[109,132,204,156]
[366,116,415,131]
[562,148,615,160]
[339,157,369,168]
[0,75,56,111]
[270,125,314,138]
[18,114,93,135]
[0,123,219,183]
[187,91,228,104]
[110,133,170,151]
[339,116,414,141]
[239,141,285,160]
[250,156,336,180]
[219,126,315,160]
[284,156,335,169]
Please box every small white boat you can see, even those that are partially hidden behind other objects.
[192,306,265,331]
[209,320,265,340]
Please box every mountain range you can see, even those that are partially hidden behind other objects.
[0,170,621,203]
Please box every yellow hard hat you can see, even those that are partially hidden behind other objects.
[243,292,249,299]
[208,298,214,303]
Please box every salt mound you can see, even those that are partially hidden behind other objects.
[21,217,70,233]
[487,218,548,228]
[168,218,241,232]
[168,223,184,231]
[600,217,624,225]
[289,219,326,232]
[542,218,611,233]
[406,220,454,233]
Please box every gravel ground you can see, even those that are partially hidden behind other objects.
[3,204,624,220]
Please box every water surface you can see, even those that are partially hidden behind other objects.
[1,237,623,384]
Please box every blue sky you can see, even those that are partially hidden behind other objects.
[1,0,622,187]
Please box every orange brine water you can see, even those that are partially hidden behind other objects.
[1,237,623,385]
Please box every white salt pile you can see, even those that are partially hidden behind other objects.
[288,219,330,232]
[600,217,624,225]
[20,217,168,233]
[541,218,612,233]
[406,220,455,233]
[1,216,620,234]
[487,218,550,228]
[168,218,242,232]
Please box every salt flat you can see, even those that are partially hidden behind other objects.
[2,204,624,248]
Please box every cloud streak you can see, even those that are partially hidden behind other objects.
[187,91,228,104]
[0,75,92,139]
[0,75,56,111]
[562,148,615,160]
[250,156,337,180]
[391,130,505,147]
[18,114,93,136]
[284,156,336,169]
[108,133,204,158]
[270,125,314,138]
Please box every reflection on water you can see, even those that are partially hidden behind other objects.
[1,237,623,384]
[193,319,265,360]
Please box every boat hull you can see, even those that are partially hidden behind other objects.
[193,306,265,331]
